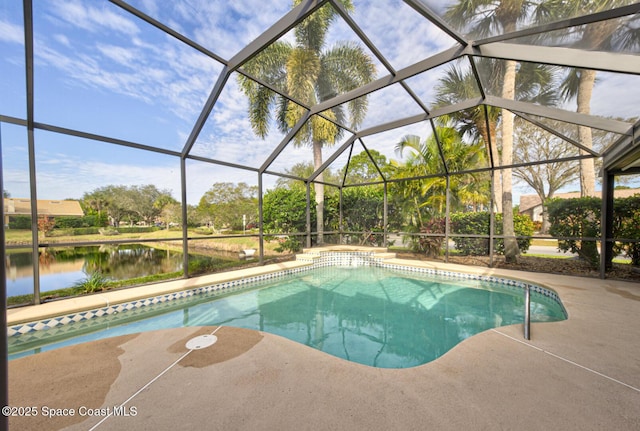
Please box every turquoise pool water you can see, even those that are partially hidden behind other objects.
[8,266,566,368]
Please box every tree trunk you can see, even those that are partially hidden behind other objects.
[493,170,502,213]
[477,116,502,212]
[541,192,552,234]
[577,69,596,197]
[501,59,519,263]
[313,139,324,245]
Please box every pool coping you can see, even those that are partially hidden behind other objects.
[6,246,565,338]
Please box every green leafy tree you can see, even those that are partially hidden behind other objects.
[126,185,174,226]
[238,0,376,244]
[154,194,180,229]
[263,187,313,234]
[82,190,110,227]
[84,185,129,227]
[343,149,391,185]
[198,182,258,230]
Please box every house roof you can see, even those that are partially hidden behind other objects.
[4,198,84,217]
[519,189,640,213]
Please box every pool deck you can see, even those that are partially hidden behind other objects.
[6,247,640,430]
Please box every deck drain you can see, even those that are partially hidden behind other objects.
[186,334,218,350]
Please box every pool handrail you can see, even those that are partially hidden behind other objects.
[524,284,531,340]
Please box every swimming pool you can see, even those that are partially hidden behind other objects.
[8,263,567,368]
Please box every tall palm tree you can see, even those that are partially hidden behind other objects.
[434,58,558,214]
[238,0,376,244]
[534,0,640,197]
[445,0,534,263]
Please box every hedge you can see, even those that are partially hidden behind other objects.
[450,212,534,255]
[547,194,640,267]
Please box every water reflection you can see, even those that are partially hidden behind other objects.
[180,267,565,368]
[8,267,567,367]
[6,244,226,297]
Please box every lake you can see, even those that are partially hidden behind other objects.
[5,244,234,298]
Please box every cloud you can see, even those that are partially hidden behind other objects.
[125,0,290,59]
[32,6,223,130]
[350,0,456,71]
[589,72,640,122]
[34,152,183,201]
[49,0,140,36]
[96,43,138,66]
[0,19,23,44]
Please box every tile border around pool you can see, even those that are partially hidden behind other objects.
[7,251,566,337]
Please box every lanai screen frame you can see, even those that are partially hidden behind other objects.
[1,0,638,301]
[2,1,640,424]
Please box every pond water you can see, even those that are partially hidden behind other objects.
[5,244,230,298]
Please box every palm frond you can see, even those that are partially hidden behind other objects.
[395,134,422,159]
[248,85,276,138]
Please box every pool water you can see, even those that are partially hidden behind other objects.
[8,266,566,368]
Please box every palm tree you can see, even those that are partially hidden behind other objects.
[434,60,503,212]
[534,0,640,197]
[445,0,534,263]
[237,0,376,244]
[394,126,489,216]
[435,58,559,214]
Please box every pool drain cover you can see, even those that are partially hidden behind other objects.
[186,334,218,350]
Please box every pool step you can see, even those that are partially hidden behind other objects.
[296,246,397,264]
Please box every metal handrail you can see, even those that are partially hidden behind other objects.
[524,284,531,340]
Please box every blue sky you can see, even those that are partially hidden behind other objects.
[1,0,639,206]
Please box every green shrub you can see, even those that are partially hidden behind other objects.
[546,194,640,268]
[450,212,534,256]
[9,215,31,229]
[274,236,302,253]
[118,226,159,233]
[612,194,640,266]
[416,217,446,257]
[193,227,215,235]
[54,216,85,229]
[547,197,601,268]
[73,272,110,293]
[263,188,311,234]
[72,227,102,235]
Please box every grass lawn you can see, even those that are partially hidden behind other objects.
[5,228,283,255]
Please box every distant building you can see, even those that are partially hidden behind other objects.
[519,189,640,222]
[3,198,84,227]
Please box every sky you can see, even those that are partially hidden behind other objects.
[1,0,639,206]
